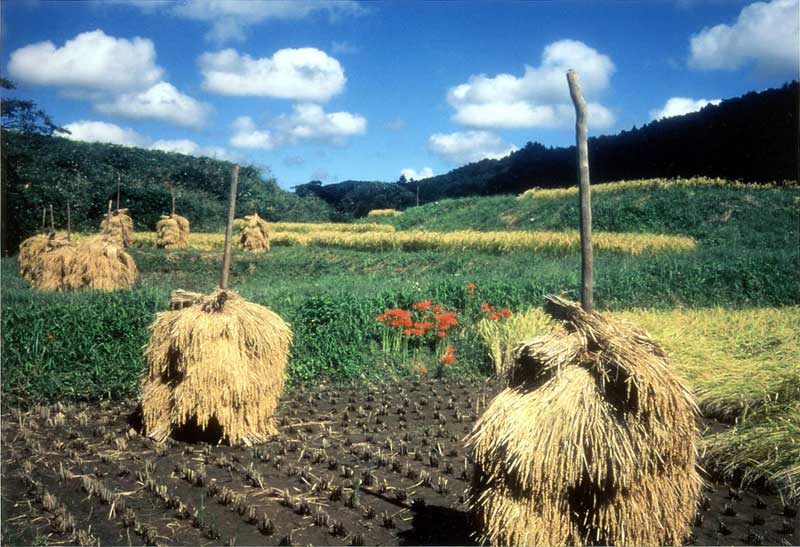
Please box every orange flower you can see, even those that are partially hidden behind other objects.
[481,302,492,313]
[437,331,447,338]
[47,334,54,341]
[441,345,455,365]
[466,283,477,290]
[417,365,429,375]
[412,300,432,310]
[433,305,443,313]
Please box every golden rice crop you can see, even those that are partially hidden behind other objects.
[100,208,134,247]
[367,209,402,217]
[236,213,270,252]
[271,221,395,233]
[18,234,52,281]
[28,236,78,291]
[466,296,701,546]
[141,289,292,446]
[63,236,137,291]
[130,228,693,255]
[156,214,190,249]
[517,176,788,200]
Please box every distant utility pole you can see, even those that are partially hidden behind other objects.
[567,69,593,313]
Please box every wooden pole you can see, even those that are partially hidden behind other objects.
[116,174,121,211]
[220,165,240,290]
[49,205,55,234]
[108,200,112,217]
[41,208,46,232]
[66,203,71,240]
[566,69,593,313]
[171,188,176,217]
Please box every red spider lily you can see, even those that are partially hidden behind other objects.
[466,283,477,298]
[437,331,447,338]
[433,305,443,313]
[441,345,455,365]
[403,329,412,335]
[481,302,491,313]
[412,300,432,310]
[47,334,54,341]
[417,365,429,375]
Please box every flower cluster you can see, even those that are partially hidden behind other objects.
[375,300,460,369]
[466,283,477,298]
[481,302,512,321]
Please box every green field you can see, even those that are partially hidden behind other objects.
[2,177,798,500]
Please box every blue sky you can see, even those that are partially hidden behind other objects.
[2,0,798,189]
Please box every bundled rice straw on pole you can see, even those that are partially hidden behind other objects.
[100,178,135,246]
[62,235,138,291]
[156,182,190,249]
[236,212,270,252]
[18,207,51,281]
[26,204,78,291]
[464,70,702,546]
[141,165,292,446]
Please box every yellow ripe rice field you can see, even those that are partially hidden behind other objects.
[123,227,695,255]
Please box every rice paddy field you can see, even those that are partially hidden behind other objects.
[2,178,799,545]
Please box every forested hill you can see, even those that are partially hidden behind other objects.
[1,130,334,252]
[296,81,798,215]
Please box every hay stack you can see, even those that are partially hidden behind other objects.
[100,208,134,247]
[237,213,270,252]
[27,234,78,291]
[140,288,292,446]
[156,214,190,249]
[18,233,52,281]
[62,236,137,291]
[465,296,701,546]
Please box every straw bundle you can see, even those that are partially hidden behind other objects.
[156,214,190,249]
[100,208,134,247]
[18,234,52,281]
[141,288,292,446]
[27,235,78,291]
[237,213,270,252]
[62,236,138,291]
[465,296,702,546]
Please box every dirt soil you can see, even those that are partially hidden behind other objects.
[2,377,798,546]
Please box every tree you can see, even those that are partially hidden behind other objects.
[1,78,70,136]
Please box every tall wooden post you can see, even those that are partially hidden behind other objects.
[49,205,55,234]
[220,165,239,290]
[171,188,176,217]
[116,174,121,211]
[566,69,593,313]
[41,208,46,232]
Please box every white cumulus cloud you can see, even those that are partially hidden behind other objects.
[229,116,278,150]
[428,131,516,164]
[199,47,346,102]
[274,103,366,144]
[447,39,616,130]
[171,0,365,44]
[63,120,148,147]
[400,167,434,181]
[229,105,367,149]
[150,139,231,159]
[63,119,231,159]
[689,0,799,76]
[649,97,722,120]
[95,82,212,128]
[8,29,162,93]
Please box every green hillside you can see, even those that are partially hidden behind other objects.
[367,178,799,249]
[1,130,334,252]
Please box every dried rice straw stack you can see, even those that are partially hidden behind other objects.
[236,213,270,252]
[63,236,138,291]
[101,208,134,247]
[29,234,78,291]
[465,296,702,546]
[156,214,190,249]
[141,288,292,445]
[19,233,51,281]
[140,165,292,446]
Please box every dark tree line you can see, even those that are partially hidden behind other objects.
[295,81,798,217]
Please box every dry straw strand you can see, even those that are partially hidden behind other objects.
[156,214,190,249]
[141,288,292,446]
[236,213,270,252]
[100,208,134,247]
[62,236,137,291]
[465,296,702,546]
